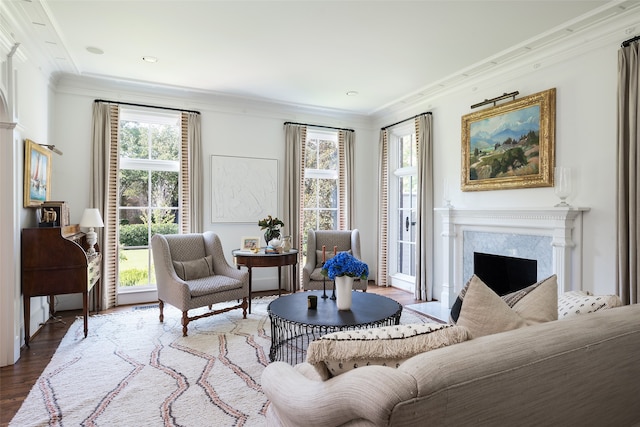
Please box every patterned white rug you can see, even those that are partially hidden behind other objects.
[11,296,428,427]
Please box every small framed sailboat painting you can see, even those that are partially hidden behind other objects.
[24,139,52,208]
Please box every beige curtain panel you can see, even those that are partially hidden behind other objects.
[90,102,119,309]
[377,129,390,287]
[415,114,434,301]
[284,123,306,292]
[616,41,640,305]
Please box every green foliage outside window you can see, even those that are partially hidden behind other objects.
[117,115,181,288]
[119,223,179,247]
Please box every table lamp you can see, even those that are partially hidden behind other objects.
[80,208,104,256]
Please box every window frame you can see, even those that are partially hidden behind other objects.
[302,128,340,231]
[116,107,182,295]
[388,123,417,292]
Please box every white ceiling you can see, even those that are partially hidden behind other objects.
[2,0,636,115]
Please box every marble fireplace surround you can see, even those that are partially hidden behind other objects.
[435,207,590,309]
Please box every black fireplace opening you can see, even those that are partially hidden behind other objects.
[473,252,538,296]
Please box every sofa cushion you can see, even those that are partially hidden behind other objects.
[173,255,214,281]
[450,274,557,324]
[315,249,352,268]
[558,290,623,319]
[306,323,470,378]
[456,274,557,338]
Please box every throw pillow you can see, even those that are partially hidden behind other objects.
[456,274,557,338]
[450,274,558,324]
[306,323,470,378]
[173,255,214,281]
[315,249,352,268]
[510,275,558,324]
[558,290,623,319]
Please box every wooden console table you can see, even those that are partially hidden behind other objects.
[21,225,102,346]
[232,249,298,313]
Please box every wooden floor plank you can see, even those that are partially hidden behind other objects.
[0,285,417,425]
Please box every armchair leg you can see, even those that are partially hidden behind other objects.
[182,311,189,337]
[159,300,165,323]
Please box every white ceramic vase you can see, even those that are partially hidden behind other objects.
[334,275,354,310]
[268,238,282,247]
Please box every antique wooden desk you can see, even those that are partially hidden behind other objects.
[232,249,299,314]
[21,225,102,346]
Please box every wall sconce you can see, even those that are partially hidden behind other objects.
[39,144,63,155]
[80,208,104,256]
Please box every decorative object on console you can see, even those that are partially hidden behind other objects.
[282,236,292,252]
[23,139,52,207]
[264,245,282,254]
[268,237,282,247]
[554,166,572,207]
[240,236,260,251]
[321,251,369,311]
[38,201,70,228]
[258,214,284,245]
[80,208,104,256]
[461,88,556,192]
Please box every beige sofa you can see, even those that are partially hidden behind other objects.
[262,303,640,426]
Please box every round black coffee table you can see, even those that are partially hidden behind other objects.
[267,290,403,364]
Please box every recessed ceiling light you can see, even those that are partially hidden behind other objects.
[142,56,158,63]
[346,91,358,96]
[86,46,104,55]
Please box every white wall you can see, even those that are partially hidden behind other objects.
[374,26,624,298]
[52,78,377,307]
[0,43,55,365]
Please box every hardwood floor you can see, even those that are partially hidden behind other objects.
[0,285,418,426]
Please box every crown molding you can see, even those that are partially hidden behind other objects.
[371,1,640,122]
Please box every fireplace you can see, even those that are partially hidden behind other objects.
[473,252,537,296]
[436,207,589,309]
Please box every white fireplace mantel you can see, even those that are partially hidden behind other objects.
[434,206,590,309]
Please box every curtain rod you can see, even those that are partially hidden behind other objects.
[284,121,353,132]
[622,34,640,47]
[94,99,200,115]
[381,112,432,131]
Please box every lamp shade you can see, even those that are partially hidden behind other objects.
[80,208,104,228]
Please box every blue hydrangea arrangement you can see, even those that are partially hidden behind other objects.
[321,251,369,281]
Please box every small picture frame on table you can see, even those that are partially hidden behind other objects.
[241,236,260,251]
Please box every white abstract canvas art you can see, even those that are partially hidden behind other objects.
[211,155,278,223]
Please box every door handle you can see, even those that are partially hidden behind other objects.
[405,216,409,232]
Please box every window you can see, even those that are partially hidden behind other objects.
[389,125,417,292]
[117,109,181,291]
[302,129,339,253]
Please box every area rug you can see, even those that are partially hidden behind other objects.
[10,297,430,427]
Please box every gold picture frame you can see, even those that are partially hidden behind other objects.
[24,139,52,207]
[240,236,260,251]
[461,88,556,191]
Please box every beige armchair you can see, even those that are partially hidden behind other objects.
[151,231,249,336]
[302,229,367,292]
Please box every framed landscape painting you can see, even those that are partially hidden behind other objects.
[23,139,52,207]
[461,88,556,191]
